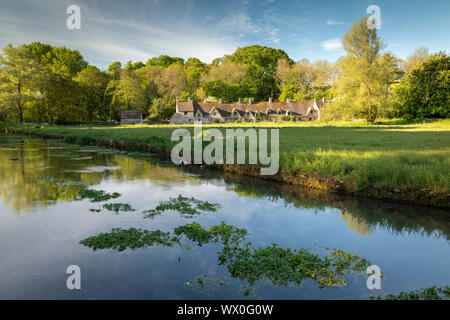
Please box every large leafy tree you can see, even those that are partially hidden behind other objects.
[0,44,45,122]
[26,42,87,78]
[146,55,184,67]
[230,45,292,100]
[327,17,402,122]
[110,70,148,118]
[394,52,449,119]
[404,47,429,72]
[74,65,110,121]
[38,73,82,123]
[185,57,207,93]
[107,61,122,80]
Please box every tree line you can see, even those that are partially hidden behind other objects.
[0,17,448,124]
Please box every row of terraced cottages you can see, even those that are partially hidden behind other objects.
[169,97,328,124]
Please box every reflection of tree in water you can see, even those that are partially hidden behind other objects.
[217,174,450,241]
[2,136,449,242]
[340,211,373,236]
[0,137,195,214]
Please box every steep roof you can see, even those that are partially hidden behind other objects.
[176,101,195,112]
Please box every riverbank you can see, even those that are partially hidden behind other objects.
[5,119,450,207]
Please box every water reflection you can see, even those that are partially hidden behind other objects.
[0,135,449,299]
[207,174,450,241]
[0,135,449,242]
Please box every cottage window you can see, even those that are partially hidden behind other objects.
[184,112,187,115]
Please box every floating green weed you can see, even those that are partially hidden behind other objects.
[174,222,215,246]
[80,228,178,251]
[77,189,121,202]
[173,222,247,246]
[173,222,368,288]
[143,195,221,218]
[89,208,101,213]
[81,221,370,290]
[103,203,136,213]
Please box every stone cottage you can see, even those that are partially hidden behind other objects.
[170,97,326,124]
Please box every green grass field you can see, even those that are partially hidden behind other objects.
[7,119,450,194]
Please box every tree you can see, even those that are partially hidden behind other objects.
[404,47,429,72]
[110,70,148,117]
[38,73,82,123]
[146,55,184,67]
[230,45,292,100]
[203,58,246,84]
[313,60,338,85]
[202,80,243,102]
[394,52,449,119]
[125,60,145,71]
[25,43,87,78]
[155,64,187,97]
[74,65,110,120]
[148,93,175,121]
[107,61,122,80]
[327,17,401,122]
[275,58,316,100]
[0,44,45,122]
[185,57,207,93]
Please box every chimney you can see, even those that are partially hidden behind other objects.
[176,97,179,102]
[219,98,222,104]
[248,98,252,105]
[188,97,191,102]
[175,97,179,113]
[204,98,208,103]
[286,97,291,103]
[238,98,242,104]
[269,97,273,104]
[322,97,325,102]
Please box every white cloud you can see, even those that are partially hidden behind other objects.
[321,38,343,51]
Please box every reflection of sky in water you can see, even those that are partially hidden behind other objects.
[0,137,449,299]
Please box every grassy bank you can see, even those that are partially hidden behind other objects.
[7,119,450,206]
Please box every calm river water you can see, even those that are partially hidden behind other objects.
[0,135,449,299]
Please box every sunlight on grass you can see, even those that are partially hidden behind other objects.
[9,119,450,193]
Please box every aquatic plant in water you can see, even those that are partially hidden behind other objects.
[102,203,136,213]
[174,222,247,246]
[81,221,369,290]
[175,222,369,288]
[80,228,178,251]
[142,195,221,218]
[77,189,121,202]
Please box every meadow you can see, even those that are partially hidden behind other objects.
[7,119,450,203]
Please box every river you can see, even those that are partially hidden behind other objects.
[0,135,449,299]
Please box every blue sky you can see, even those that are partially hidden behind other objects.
[0,0,449,69]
